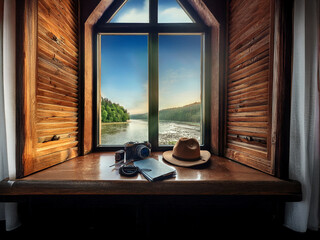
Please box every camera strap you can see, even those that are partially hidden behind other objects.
[119,165,151,177]
[119,165,139,177]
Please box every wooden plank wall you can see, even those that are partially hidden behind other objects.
[225,0,274,174]
[36,0,79,171]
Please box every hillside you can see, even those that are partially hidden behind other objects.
[131,102,200,123]
[101,97,130,123]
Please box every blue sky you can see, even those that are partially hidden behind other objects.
[101,0,201,115]
[100,34,201,114]
[159,35,201,110]
[110,0,192,23]
[100,35,148,114]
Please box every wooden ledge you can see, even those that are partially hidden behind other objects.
[0,152,301,200]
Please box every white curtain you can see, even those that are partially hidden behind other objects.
[284,0,320,233]
[0,0,20,231]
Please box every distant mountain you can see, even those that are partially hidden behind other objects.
[130,102,200,123]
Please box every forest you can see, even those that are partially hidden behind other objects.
[101,98,200,123]
[131,102,200,123]
[101,97,130,123]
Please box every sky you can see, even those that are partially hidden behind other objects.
[159,35,201,110]
[100,0,201,115]
[110,0,193,23]
[101,35,149,114]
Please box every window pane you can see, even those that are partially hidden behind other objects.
[99,35,148,145]
[158,0,193,23]
[110,0,149,23]
[159,35,202,146]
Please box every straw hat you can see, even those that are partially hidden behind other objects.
[162,137,211,167]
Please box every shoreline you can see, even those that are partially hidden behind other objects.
[129,118,200,126]
[101,119,200,127]
[101,121,130,125]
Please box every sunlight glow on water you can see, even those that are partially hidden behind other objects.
[100,119,200,146]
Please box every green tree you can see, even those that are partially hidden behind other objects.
[100,97,130,123]
[101,110,108,122]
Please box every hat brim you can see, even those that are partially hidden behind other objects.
[162,150,211,167]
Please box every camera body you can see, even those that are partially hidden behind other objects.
[124,141,151,160]
[115,150,125,161]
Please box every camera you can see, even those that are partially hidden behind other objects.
[115,150,125,161]
[124,141,151,160]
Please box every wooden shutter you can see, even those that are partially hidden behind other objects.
[16,0,79,177]
[225,0,293,176]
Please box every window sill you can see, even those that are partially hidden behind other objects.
[0,152,301,201]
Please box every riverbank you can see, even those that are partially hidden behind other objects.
[101,121,130,125]
[130,102,201,123]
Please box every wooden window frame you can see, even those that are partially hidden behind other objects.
[15,0,293,179]
[82,0,223,155]
[92,0,211,151]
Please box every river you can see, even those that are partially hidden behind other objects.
[100,119,201,145]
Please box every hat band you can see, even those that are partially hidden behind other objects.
[172,154,201,161]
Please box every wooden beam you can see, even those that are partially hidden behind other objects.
[187,0,223,155]
[83,0,114,155]
[271,0,293,178]
[16,0,38,177]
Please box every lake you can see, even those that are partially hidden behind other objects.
[100,119,201,145]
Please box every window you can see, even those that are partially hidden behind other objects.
[94,0,210,150]
[110,0,149,23]
[99,34,149,145]
[16,0,292,177]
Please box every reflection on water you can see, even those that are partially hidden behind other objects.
[102,122,129,135]
[101,119,148,145]
[101,119,200,146]
[159,120,200,145]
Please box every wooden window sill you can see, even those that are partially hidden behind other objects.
[0,152,301,201]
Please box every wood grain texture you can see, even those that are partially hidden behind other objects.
[16,0,38,177]
[187,0,225,155]
[16,0,79,177]
[83,0,114,155]
[36,0,79,173]
[225,0,273,174]
[0,153,301,200]
[270,0,293,178]
[225,0,293,178]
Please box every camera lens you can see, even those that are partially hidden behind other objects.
[115,150,124,161]
[136,144,150,159]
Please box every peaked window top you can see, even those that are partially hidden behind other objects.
[109,0,194,23]
[110,0,149,23]
[158,0,193,23]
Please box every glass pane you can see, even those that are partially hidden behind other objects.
[159,35,202,146]
[99,35,148,145]
[158,0,193,23]
[110,0,149,23]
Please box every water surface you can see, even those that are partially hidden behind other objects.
[100,119,200,145]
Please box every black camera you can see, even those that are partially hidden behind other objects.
[124,141,151,160]
[115,150,125,161]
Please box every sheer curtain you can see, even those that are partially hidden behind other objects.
[0,0,20,231]
[284,0,320,233]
